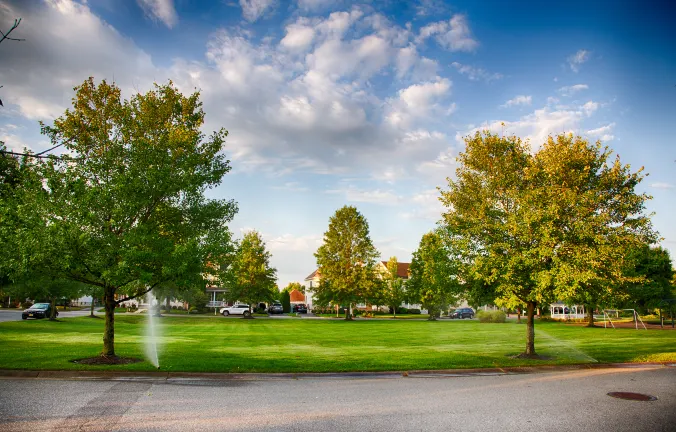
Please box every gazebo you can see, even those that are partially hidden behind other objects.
[549,302,586,320]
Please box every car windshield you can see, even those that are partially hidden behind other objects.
[32,304,49,310]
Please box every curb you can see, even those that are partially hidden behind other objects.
[0,362,672,382]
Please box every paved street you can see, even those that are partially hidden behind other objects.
[0,366,674,431]
[0,309,95,322]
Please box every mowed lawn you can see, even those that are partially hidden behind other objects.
[0,315,674,373]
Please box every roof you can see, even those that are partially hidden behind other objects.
[381,261,410,279]
[304,269,320,281]
[289,289,305,302]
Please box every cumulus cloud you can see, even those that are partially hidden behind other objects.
[457,100,604,149]
[280,19,316,51]
[240,0,275,22]
[558,84,589,96]
[136,0,178,28]
[568,49,590,72]
[417,14,478,52]
[451,62,502,82]
[386,78,452,128]
[500,95,532,108]
[586,122,615,142]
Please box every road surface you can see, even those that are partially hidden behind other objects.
[0,309,94,322]
[0,366,674,431]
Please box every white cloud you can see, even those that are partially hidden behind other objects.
[326,186,402,205]
[386,78,452,128]
[450,62,502,82]
[650,183,674,190]
[500,95,532,108]
[558,84,589,96]
[457,100,603,149]
[568,49,590,72]
[586,122,615,142]
[417,14,478,52]
[400,189,444,221]
[240,0,275,22]
[267,233,322,252]
[136,0,178,28]
[296,0,335,11]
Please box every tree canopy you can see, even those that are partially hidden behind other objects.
[406,231,461,320]
[440,132,656,355]
[6,78,237,357]
[314,205,380,319]
[226,230,278,314]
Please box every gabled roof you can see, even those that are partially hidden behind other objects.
[380,261,410,279]
[289,289,305,302]
[304,269,320,281]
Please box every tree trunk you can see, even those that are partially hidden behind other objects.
[49,296,57,321]
[102,286,116,357]
[393,305,396,319]
[517,307,521,323]
[90,297,96,317]
[586,304,595,327]
[524,301,536,356]
[166,296,171,315]
[345,303,352,320]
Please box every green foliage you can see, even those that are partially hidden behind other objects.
[280,290,291,313]
[281,282,305,294]
[476,310,507,323]
[4,78,237,355]
[381,256,406,316]
[440,132,656,354]
[406,230,461,320]
[622,245,674,311]
[314,206,381,317]
[407,308,421,315]
[226,231,277,311]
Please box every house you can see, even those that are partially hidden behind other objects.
[289,289,305,305]
[304,261,427,312]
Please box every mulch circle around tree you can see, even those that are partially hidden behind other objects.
[71,355,143,365]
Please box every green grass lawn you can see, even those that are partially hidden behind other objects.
[0,315,674,373]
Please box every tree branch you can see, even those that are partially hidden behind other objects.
[114,281,163,305]
[0,18,24,44]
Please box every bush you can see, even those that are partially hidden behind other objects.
[171,305,177,310]
[177,305,184,311]
[21,301,33,309]
[408,308,421,315]
[477,310,506,323]
[395,307,408,314]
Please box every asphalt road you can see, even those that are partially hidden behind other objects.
[0,309,94,322]
[0,366,674,431]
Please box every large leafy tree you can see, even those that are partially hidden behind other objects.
[281,282,305,294]
[406,231,460,320]
[622,245,674,313]
[381,256,406,317]
[314,205,380,320]
[226,230,277,315]
[8,78,237,357]
[441,132,655,356]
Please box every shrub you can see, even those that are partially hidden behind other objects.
[177,305,184,311]
[395,307,408,314]
[477,310,506,323]
[408,308,421,315]
[171,305,177,310]
[21,301,33,309]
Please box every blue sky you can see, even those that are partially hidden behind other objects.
[1,0,674,287]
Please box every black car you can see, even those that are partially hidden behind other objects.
[22,303,58,320]
[449,307,474,319]
[292,304,307,314]
[269,302,284,314]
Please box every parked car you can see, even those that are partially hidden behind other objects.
[449,307,475,319]
[22,303,58,320]
[219,304,251,317]
[292,304,307,314]
[269,302,284,314]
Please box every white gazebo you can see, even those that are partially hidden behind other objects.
[550,302,586,320]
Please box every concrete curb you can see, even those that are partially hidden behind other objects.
[0,362,672,382]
